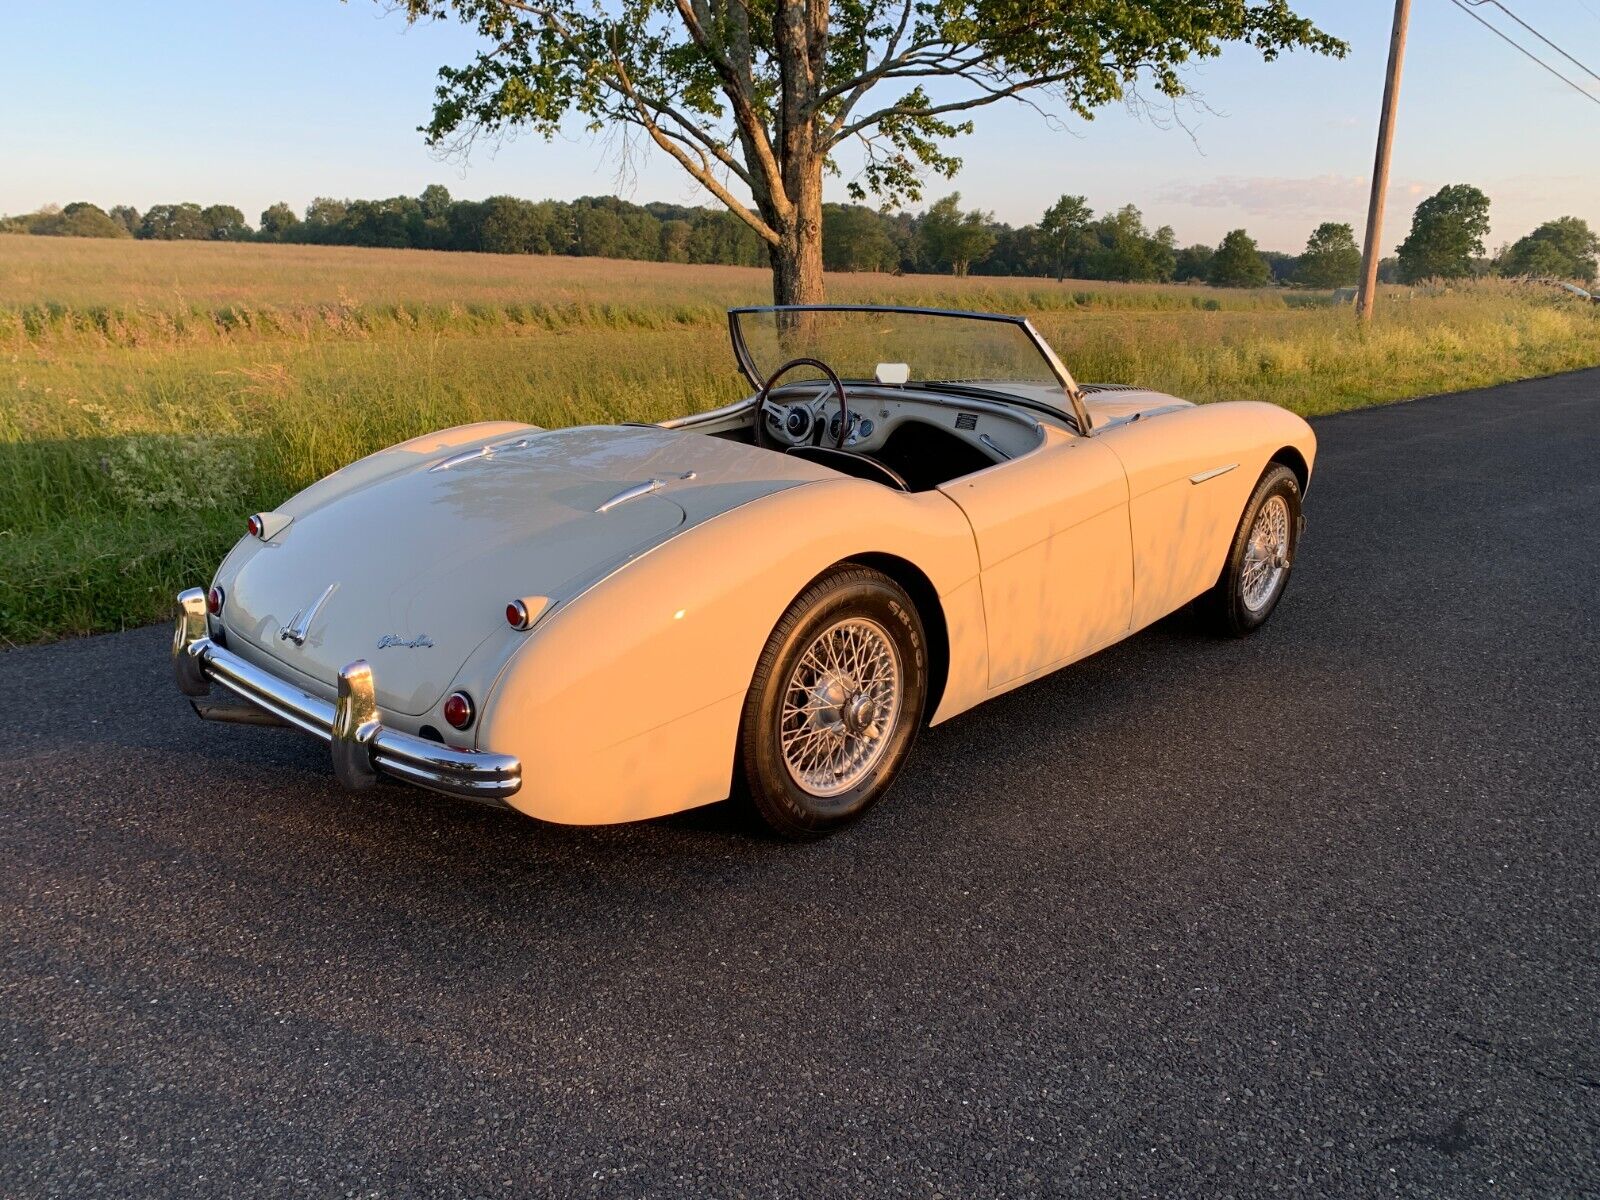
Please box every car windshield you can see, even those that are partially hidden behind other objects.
[730,306,1071,407]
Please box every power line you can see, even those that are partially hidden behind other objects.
[1447,0,1600,108]
[1461,0,1600,82]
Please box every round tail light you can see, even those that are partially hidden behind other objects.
[506,600,530,630]
[246,514,264,538]
[206,586,224,615]
[442,691,474,730]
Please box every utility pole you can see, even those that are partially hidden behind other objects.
[1357,0,1412,322]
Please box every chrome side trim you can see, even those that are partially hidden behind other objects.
[427,436,535,472]
[1190,463,1239,485]
[172,595,520,804]
[595,471,697,513]
[279,582,336,646]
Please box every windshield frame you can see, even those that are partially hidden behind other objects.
[727,305,1091,434]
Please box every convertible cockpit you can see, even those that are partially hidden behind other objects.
[665,304,1089,492]
[756,380,1041,492]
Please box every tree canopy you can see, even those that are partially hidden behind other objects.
[1498,217,1598,284]
[1396,184,1490,283]
[399,0,1344,300]
[1294,221,1361,288]
[1208,228,1270,288]
[916,193,995,276]
[1039,195,1094,281]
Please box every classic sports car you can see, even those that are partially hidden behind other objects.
[173,305,1314,837]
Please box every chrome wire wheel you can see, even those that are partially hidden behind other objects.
[779,616,903,798]
[1241,494,1291,613]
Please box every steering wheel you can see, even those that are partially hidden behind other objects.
[753,357,850,451]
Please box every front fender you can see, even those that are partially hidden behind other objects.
[477,477,984,825]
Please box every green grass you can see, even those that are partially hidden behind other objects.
[3,235,1599,644]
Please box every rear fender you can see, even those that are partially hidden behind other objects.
[477,478,985,825]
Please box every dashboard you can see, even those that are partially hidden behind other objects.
[759,383,1046,463]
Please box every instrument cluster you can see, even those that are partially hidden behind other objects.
[765,397,876,448]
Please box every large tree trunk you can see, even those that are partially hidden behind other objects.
[771,158,832,305]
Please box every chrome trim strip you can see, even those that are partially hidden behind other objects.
[595,471,696,513]
[278,582,336,647]
[427,435,535,472]
[596,478,665,513]
[172,595,520,804]
[1190,463,1239,485]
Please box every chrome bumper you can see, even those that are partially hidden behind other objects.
[171,589,521,804]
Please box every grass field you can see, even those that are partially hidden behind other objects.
[4,234,1599,644]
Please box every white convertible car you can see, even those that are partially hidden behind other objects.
[173,305,1314,837]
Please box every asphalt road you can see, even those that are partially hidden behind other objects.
[5,369,1600,1198]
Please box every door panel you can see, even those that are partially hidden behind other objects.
[1096,407,1260,628]
[940,429,1132,688]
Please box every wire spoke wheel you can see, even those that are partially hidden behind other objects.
[1240,493,1291,613]
[779,616,902,798]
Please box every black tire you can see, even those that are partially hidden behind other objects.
[736,566,927,839]
[1201,463,1303,637]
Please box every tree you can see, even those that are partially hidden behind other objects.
[259,202,300,241]
[56,202,129,238]
[202,204,250,241]
[137,203,212,240]
[823,204,898,272]
[983,224,1050,277]
[1294,221,1360,288]
[302,197,350,241]
[1498,217,1598,284]
[479,196,549,254]
[917,194,995,276]
[1173,243,1213,282]
[108,205,141,236]
[1038,195,1093,280]
[1396,184,1490,282]
[1261,249,1297,284]
[1084,205,1174,282]
[1208,228,1271,287]
[399,1,1343,303]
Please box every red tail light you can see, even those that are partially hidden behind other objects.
[246,514,264,538]
[442,691,474,730]
[206,586,224,615]
[506,600,530,629]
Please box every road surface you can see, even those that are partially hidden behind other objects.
[4,369,1599,1197]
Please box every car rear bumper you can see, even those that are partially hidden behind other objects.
[171,589,521,805]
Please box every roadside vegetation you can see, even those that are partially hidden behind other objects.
[3,236,1599,644]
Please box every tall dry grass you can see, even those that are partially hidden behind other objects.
[3,235,1598,642]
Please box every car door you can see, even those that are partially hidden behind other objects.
[1094,406,1263,629]
[939,424,1133,690]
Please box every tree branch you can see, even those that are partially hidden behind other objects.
[609,51,780,246]
[828,68,1074,147]
[671,0,790,214]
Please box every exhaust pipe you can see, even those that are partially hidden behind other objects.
[189,696,290,728]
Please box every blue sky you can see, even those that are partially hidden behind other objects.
[2,0,1596,252]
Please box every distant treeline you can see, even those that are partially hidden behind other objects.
[5,184,1595,287]
[0,187,1315,286]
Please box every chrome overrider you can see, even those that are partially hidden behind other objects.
[171,589,521,804]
